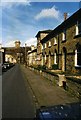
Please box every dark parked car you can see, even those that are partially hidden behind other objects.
[2,63,7,72]
[2,62,15,72]
[35,104,81,120]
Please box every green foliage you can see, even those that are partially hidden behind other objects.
[37,65,47,70]
[52,64,58,70]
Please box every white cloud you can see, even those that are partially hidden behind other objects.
[3,40,16,47]
[2,35,18,47]
[1,0,31,8]
[35,6,61,21]
[25,37,37,46]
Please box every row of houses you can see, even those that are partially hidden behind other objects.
[27,8,81,75]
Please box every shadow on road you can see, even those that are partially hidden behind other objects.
[1,102,81,120]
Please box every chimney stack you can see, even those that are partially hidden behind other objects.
[64,13,67,21]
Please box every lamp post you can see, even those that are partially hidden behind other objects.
[25,43,27,66]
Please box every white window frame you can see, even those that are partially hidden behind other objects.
[45,43,47,48]
[48,41,51,47]
[54,37,57,45]
[75,49,81,67]
[54,52,57,64]
[75,50,77,66]
[76,21,81,35]
[76,21,79,35]
[62,30,66,41]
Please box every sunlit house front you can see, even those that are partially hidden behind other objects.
[39,8,81,74]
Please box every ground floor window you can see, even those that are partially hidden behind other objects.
[75,48,81,67]
[54,52,57,64]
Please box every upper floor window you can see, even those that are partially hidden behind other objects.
[45,43,47,48]
[54,37,57,45]
[41,45,43,50]
[75,47,81,67]
[76,21,81,35]
[43,43,47,49]
[62,30,66,41]
[48,41,51,47]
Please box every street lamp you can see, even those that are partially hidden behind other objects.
[25,43,27,66]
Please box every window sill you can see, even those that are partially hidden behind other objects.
[54,43,57,46]
[75,65,81,68]
[61,39,66,43]
[74,33,81,38]
[48,45,51,48]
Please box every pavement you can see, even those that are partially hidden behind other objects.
[20,65,79,108]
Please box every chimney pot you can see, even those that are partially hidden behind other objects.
[64,13,67,21]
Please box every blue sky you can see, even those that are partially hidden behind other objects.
[0,1,80,47]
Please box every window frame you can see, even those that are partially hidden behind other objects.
[62,30,66,41]
[75,49,81,67]
[54,52,57,65]
[75,21,81,36]
[45,43,47,48]
[48,41,51,47]
[54,37,57,45]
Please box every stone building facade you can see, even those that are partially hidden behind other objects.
[27,45,37,66]
[40,8,81,74]
[3,41,30,64]
[35,30,52,65]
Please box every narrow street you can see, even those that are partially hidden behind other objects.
[2,64,35,119]
[2,64,81,119]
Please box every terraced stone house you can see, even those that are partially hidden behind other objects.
[36,30,52,65]
[27,45,37,66]
[39,8,81,74]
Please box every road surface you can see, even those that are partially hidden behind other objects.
[2,64,35,119]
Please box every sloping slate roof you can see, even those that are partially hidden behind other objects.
[35,30,52,37]
[28,48,37,54]
[41,8,81,43]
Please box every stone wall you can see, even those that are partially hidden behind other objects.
[66,77,81,100]
[29,66,81,98]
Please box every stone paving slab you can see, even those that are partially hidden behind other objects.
[20,65,79,108]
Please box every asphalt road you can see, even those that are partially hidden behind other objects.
[2,64,35,119]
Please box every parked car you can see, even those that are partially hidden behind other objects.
[2,63,7,72]
[2,62,15,72]
[4,62,10,68]
[35,104,81,120]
